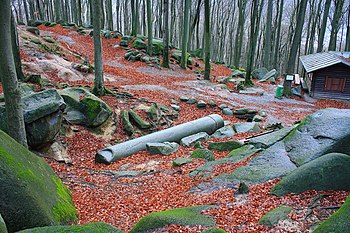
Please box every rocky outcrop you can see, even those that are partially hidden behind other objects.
[0,130,77,232]
[58,87,112,127]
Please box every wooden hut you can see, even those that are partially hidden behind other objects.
[300,52,350,100]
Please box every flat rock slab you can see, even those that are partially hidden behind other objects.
[249,125,298,149]
[173,158,193,167]
[271,153,350,196]
[208,140,243,151]
[233,122,261,133]
[146,142,179,155]
[102,170,140,178]
[180,132,209,147]
[211,126,235,139]
[217,142,296,184]
[259,206,292,226]
[190,149,215,161]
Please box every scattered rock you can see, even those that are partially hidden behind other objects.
[197,100,207,109]
[193,141,204,149]
[27,19,44,27]
[233,122,260,133]
[0,214,7,233]
[133,38,146,50]
[252,67,268,80]
[208,140,243,151]
[233,108,249,115]
[0,130,77,233]
[211,126,235,139]
[186,97,197,104]
[103,170,140,178]
[259,206,293,226]
[17,222,124,233]
[121,110,134,136]
[180,132,209,147]
[191,149,215,161]
[313,195,350,233]
[171,49,192,65]
[258,69,278,83]
[171,104,180,111]
[219,104,227,110]
[171,99,179,105]
[30,38,42,44]
[208,100,217,107]
[235,182,250,195]
[129,205,216,233]
[26,26,40,35]
[129,110,151,129]
[271,153,350,196]
[180,96,189,102]
[222,108,233,116]
[146,142,179,155]
[45,141,72,163]
[252,115,264,122]
[42,36,56,43]
[173,157,193,167]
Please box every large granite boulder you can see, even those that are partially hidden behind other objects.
[0,214,7,233]
[313,195,350,233]
[283,108,350,166]
[17,222,124,233]
[0,130,77,232]
[271,153,350,196]
[58,88,112,127]
[0,89,65,148]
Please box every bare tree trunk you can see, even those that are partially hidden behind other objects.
[54,0,61,21]
[0,0,27,147]
[180,0,191,69]
[263,0,273,69]
[273,0,283,70]
[204,0,210,80]
[329,0,345,51]
[147,0,153,55]
[92,0,105,96]
[233,0,247,68]
[23,0,30,22]
[346,2,350,51]
[11,12,25,82]
[162,0,170,68]
[107,0,113,30]
[317,0,331,52]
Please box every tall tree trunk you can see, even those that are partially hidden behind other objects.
[188,0,202,52]
[77,0,82,25]
[23,0,30,22]
[233,0,247,68]
[0,0,27,147]
[92,0,105,96]
[203,0,210,80]
[131,0,136,35]
[317,0,331,52]
[263,0,273,69]
[116,0,120,31]
[36,0,44,19]
[284,0,307,96]
[328,0,345,51]
[11,12,25,82]
[346,2,350,51]
[124,0,129,34]
[180,0,191,69]
[71,0,77,23]
[147,0,153,55]
[107,0,113,30]
[273,0,284,70]
[162,0,170,68]
[54,0,61,21]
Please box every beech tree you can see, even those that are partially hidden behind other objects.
[147,0,153,55]
[203,0,210,80]
[162,0,170,68]
[329,0,345,51]
[0,0,27,147]
[180,0,191,69]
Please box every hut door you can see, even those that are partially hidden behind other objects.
[324,77,346,92]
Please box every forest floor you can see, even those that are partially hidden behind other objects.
[2,25,350,232]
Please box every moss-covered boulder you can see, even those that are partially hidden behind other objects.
[129,205,216,233]
[202,227,227,233]
[133,38,146,50]
[27,20,44,27]
[271,153,350,196]
[0,214,7,233]
[0,130,77,232]
[283,108,350,166]
[26,27,40,36]
[208,140,243,151]
[42,36,56,43]
[121,110,134,136]
[258,206,292,226]
[191,149,215,161]
[128,110,151,129]
[151,38,164,55]
[17,222,124,233]
[314,195,350,233]
[171,49,192,65]
[173,158,193,167]
[58,88,112,127]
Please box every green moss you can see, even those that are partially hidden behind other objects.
[129,205,216,233]
[208,141,243,151]
[17,222,125,233]
[314,195,350,233]
[258,206,292,226]
[128,110,151,129]
[191,149,215,161]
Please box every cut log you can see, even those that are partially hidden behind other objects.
[95,114,224,164]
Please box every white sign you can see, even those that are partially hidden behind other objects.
[286,75,294,81]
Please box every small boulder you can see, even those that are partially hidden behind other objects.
[208,100,217,107]
[197,100,207,109]
[233,122,260,133]
[172,157,193,167]
[219,104,227,110]
[27,20,44,27]
[121,110,134,135]
[133,38,146,50]
[26,26,40,35]
[129,110,151,129]
[180,96,189,102]
[208,140,243,151]
[233,108,249,115]
[211,126,235,139]
[271,153,350,196]
[186,97,197,104]
[42,36,55,43]
[222,108,233,116]
[191,149,215,161]
[258,206,292,226]
[251,67,268,80]
[146,142,179,155]
[0,214,7,233]
[180,132,209,147]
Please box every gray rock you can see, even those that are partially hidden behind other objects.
[249,125,297,149]
[190,149,215,161]
[173,158,192,167]
[58,87,112,127]
[259,69,277,83]
[218,142,297,184]
[259,206,292,226]
[121,110,134,135]
[171,99,179,105]
[208,140,243,151]
[271,153,350,196]
[129,110,151,129]
[180,96,189,102]
[252,115,264,122]
[233,108,249,115]
[197,100,207,109]
[233,122,261,133]
[26,26,40,35]
[211,126,235,139]
[0,130,77,233]
[146,142,179,155]
[219,104,227,110]
[180,132,209,147]
[252,67,269,80]
[208,100,217,107]
[222,108,233,116]
[171,104,180,111]
[103,170,140,178]
[0,214,7,233]
[259,111,267,117]
[283,108,350,166]
[186,97,197,104]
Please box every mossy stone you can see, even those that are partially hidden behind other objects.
[271,153,350,196]
[173,158,193,167]
[30,38,42,44]
[0,130,77,233]
[258,206,292,226]
[129,110,151,129]
[151,38,164,55]
[208,140,243,151]
[26,27,40,36]
[191,149,215,161]
[202,227,227,233]
[133,38,146,50]
[129,205,216,233]
[0,214,7,233]
[42,36,56,43]
[314,195,350,233]
[121,110,134,135]
[17,222,124,233]
[27,20,44,27]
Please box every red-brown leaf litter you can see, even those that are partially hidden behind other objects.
[1,25,349,232]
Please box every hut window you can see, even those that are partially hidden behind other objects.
[324,77,346,92]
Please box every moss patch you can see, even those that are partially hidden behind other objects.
[0,130,77,232]
[314,195,350,233]
[17,222,124,233]
[191,149,215,161]
[129,205,216,233]
[208,140,243,151]
[258,206,292,226]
